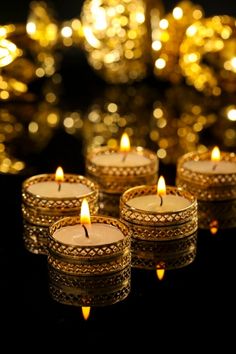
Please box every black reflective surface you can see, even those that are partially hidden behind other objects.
[1,0,236,349]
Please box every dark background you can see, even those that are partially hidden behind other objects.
[1,0,236,350]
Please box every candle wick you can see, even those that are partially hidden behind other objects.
[58,182,61,192]
[82,224,89,238]
[159,195,163,207]
[212,163,217,171]
[122,153,127,163]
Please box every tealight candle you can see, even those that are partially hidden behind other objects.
[127,176,191,212]
[120,176,198,270]
[48,199,131,307]
[22,167,99,255]
[177,147,236,231]
[177,147,236,201]
[181,147,236,175]
[53,199,124,246]
[86,132,158,216]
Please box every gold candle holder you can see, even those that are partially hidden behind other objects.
[120,184,198,270]
[86,146,158,216]
[86,147,158,194]
[22,174,99,255]
[176,151,236,201]
[48,215,131,306]
[48,265,130,307]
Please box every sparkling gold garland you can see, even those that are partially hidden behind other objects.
[180,15,236,95]
[151,0,204,83]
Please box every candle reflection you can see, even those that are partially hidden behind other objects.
[156,262,165,281]
[82,306,90,321]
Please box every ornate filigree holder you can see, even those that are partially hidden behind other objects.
[176,151,236,201]
[48,215,131,306]
[86,147,158,216]
[22,174,99,255]
[120,185,198,270]
[177,151,236,230]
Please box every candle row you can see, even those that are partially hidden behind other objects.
[21,134,236,310]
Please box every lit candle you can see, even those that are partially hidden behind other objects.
[86,133,158,214]
[27,167,92,198]
[177,147,236,201]
[182,146,236,174]
[22,169,99,255]
[120,179,198,272]
[127,176,191,213]
[48,201,131,307]
[90,133,153,167]
[53,198,124,246]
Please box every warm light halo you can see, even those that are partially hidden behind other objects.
[120,132,130,152]
[156,262,165,281]
[80,198,91,225]
[157,175,166,196]
[82,306,90,320]
[55,166,64,182]
[211,146,221,162]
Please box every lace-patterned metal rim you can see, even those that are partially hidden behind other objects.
[177,151,236,201]
[120,185,197,228]
[132,249,197,270]
[22,203,99,226]
[131,232,197,257]
[123,217,198,241]
[49,280,131,307]
[48,264,130,291]
[22,174,99,211]
[86,146,158,193]
[23,221,48,255]
[48,252,131,275]
[49,215,131,263]
[198,200,236,230]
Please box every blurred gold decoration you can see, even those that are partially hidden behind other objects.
[26,1,59,79]
[81,0,163,83]
[83,84,155,151]
[0,109,25,173]
[180,15,236,95]
[0,24,36,101]
[0,38,22,68]
[26,1,58,48]
[152,0,204,83]
[150,85,216,164]
[60,19,84,48]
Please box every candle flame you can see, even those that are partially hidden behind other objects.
[210,219,219,235]
[157,176,166,196]
[82,306,90,320]
[80,198,91,225]
[55,166,64,183]
[156,262,165,281]
[120,133,130,152]
[211,146,221,162]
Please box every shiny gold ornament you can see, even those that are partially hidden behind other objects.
[152,0,204,83]
[180,15,236,95]
[83,84,155,151]
[0,38,22,68]
[26,1,58,48]
[81,0,163,83]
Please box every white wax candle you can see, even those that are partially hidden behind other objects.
[183,160,236,174]
[53,223,124,246]
[127,194,191,212]
[92,152,150,167]
[28,182,91,198]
